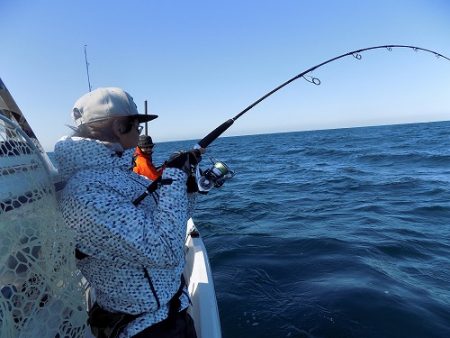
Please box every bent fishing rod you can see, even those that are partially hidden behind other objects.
[133,44,450,205]
[194,44,450,149]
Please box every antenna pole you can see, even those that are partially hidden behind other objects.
[84,45,92,92]
[144,100,148,135]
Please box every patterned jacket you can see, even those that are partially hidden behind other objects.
[54,136,193,337]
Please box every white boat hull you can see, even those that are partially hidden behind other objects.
[185,218,222,338]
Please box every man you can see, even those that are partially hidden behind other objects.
[54,87,199,338]
[134,135,163,180]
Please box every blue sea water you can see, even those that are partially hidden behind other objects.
[153,121,450,338]
[50,121,450,338]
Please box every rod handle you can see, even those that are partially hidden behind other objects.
[196,119,234,149]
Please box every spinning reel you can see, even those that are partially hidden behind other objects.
[195,158,235,192]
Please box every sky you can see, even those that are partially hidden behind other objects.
[1,0,450,151]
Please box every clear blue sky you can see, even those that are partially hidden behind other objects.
[1,0,449,151]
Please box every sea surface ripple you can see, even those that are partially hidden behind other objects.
[49,121,431,337]
[155,121,450,338]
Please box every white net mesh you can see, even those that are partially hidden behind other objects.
[0,115,87,338]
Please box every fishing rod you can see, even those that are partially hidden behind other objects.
[133,44,450,204]
[194,44,450,150]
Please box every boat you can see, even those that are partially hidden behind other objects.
[0,77,221,338]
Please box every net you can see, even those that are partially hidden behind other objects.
[0,114,88,337]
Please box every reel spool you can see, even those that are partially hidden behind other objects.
[196,159,235,192]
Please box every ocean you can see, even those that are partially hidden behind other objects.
[153,121,450,338]
[49,121,450,338]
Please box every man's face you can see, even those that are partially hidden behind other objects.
[140,144,154,156]
[117,118,142,149]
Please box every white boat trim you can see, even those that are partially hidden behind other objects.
[185,218,222,338]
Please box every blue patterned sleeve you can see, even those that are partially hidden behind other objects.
[186,192,197,219]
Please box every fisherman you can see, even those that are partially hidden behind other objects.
[134,135,163,180]
[54,87,199,338]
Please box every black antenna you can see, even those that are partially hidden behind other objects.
[84,45,92,92]
[144,100,148,136]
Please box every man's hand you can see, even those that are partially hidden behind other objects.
[165,150,202,175]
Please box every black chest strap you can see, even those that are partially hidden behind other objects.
[132,177,173,206]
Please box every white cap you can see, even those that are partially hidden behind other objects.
[71,87,158,126]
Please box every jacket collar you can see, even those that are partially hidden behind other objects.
[54,136,134,181]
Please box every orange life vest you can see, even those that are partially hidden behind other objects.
[133,147,162,181]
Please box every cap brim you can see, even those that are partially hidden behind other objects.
[135,114,158,123]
